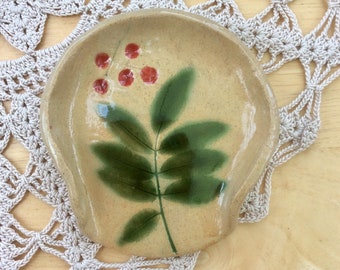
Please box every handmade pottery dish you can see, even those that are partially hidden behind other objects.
[40,9,279,258]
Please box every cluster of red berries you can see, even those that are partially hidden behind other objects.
[92,43,158,94]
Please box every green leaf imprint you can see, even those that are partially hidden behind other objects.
[160,121,229,153]
[92,66,230,253]
[160,149,228,179]
[98,168,156,202]
[97,103,153,152]
[151,67,195,133]
[163,176,226,204]
[119,209,160,245]
[92,142,154,181]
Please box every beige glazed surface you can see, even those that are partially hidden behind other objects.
[40,9,279,258]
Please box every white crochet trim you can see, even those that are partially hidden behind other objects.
[0,0,339,269]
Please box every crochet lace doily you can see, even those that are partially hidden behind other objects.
[0,0,339,269]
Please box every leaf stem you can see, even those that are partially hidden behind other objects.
[154,132,177,254]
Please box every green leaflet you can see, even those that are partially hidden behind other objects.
[92,142,156,201]
[91,142,154,181]
[151,67,195,133]
[160,149,228,178]
[119,209,160,245]
[97,103,153,153]
[159,121,229,153]
[98,167,156,202]
[92,67,230,253]
[163,176,226,204]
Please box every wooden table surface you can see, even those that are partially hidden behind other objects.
[1,0,339,269]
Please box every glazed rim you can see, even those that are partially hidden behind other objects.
[41,9,279,238]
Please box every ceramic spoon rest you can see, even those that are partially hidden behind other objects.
[40,9,279,258]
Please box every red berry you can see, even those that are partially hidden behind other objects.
[95,53,110,68]
[118,69,134,86]
[140,66,158,84]
[125,43,140,59]
[93,79,109,94]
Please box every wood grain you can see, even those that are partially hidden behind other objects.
[1,1,339,269]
